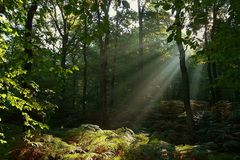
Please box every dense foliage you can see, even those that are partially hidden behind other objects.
[0,0,240,159]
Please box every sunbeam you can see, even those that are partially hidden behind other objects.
[190,64,204,100]
[112,53,187,128]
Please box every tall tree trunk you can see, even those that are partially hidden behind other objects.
[72,70,77,108]
[96,0,112,127]
[61,35,68,69]
[22,0,37,92]
[82,45,87,117]
[24,1,37,73]
[22,0,37,132]
[109,5,120,109]
[138,0,144,71]
[82,16,88,118]
[212,62,220,101]
[207,59,216,104]
[99,44,108,127]
[211,4,221,102]
[60,25,69,105]
[175,10,193,132]
[177,42,193,131]
[204,20,216,105]
[71,53,78,109]
[109,36,117,109]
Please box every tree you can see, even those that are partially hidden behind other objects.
[174,8,193,132]
[0,0,52,143]
[137,0,148,72]
[160,0,194,132]
[95,0,112,127]
[23,0,37,74]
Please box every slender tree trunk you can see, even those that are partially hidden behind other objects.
[22,0,37,92]
[175,10,193,132]
[24,1,37,73]
[72,70,77,108]
[109,34,117,109]
[204,21,216,105]
[109,5,121,109]
[138,0,144,71]
[207,59,216,104]
[212,62,221,101]
[61,36,68,69]
[177,42,193,131]
[211,5,221,102]
[109,41,118,107]
[100,46,108,127]
[96,0,112,127]
[82,46,87,116]
[60,16,69,105]
[22,0,37,132]
[82,17,88,117]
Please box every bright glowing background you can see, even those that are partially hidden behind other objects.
[109,0,138,17]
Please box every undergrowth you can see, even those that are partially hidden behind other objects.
[7,124,240,160]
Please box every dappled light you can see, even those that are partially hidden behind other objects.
[1,0,240,159]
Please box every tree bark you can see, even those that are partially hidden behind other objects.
[109,42,117,109]
[138,0,144,71]
[212,62,221,101]
[96,0,112,127]
[175,10,193,132]
[204,20,216,105]
[24,1,37,73]
[211,4,221,102]
[177,42,193,131]
[59,10,69,105]
[72,69,77,108]
[82,16,88,117]
[109,5,121,109]
[207,59,216,104]
[60,34,68,105]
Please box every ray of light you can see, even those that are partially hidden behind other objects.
[132,57,181,126]
[113,55,182,127]
[111,47,203,129]
[118,55,178,105]
[190,64,204,100]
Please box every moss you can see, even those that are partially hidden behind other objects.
[126,140,175,160]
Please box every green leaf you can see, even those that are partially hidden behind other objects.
[162,3,171,10]
[63,4,72,15]
[91,3,98,12]
[122,0,130,9]
[186,29,191,36]
[72,65,79,71]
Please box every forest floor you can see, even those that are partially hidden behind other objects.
[1,101,240,160]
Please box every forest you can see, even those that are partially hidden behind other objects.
[0,0,240,159]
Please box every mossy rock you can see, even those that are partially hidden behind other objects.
[126,140,175,160]
[175,145,209,160]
